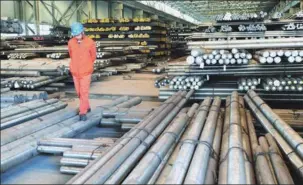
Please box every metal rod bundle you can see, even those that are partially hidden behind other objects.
[255,49,303,64]
[162,97,212,184]
[262,77,303,92]
[46,53,69,59]
[246,90,303,159]
[154,76,171,88]
[169,76,206,90]
[1,96,133,172]
[215,11,267,21]
[0,100,67,130]
[238,24,267,32]
[246,112,295,184]
[122,104,198,184]
[66,90,194,184]
[159,87,303,101]
[182,97,222,184]
[167,63,303,76]
[7,53,38,59]
[244,91,303,178]
[238,77,260,91]
[187,49,251,66]
[187,38,303,49]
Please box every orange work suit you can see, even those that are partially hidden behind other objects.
[68,36,96,114]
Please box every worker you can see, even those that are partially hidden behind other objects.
[68,22,96,121]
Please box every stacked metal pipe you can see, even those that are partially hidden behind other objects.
[238,24,267,32]
[215,11,266,21]
[1,90,48,103]
[1,96,135,172]
[186,48,252,66]
[46,53,69,59]
[66,90,194,184]
[238,77,260,91]
[0,99,67,130]
[154,76,171,88]
[167,63,303,76]
[188,38,303,49]
[218,92,255,184]
[37,138,116,174]
[262,77,303,92]
[255,50,303,64]
[7,53,38,59]
[169,76,206,90]
[244,90,303,178]
[165,97,222,184]
[246,109,295,184]
[152,67,165,74]
[1,60,69,75]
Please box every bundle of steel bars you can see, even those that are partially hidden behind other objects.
[1,90,48,103]
[262,77,303,92]
[0,99,67,130]
[244,90,303,178]
[187,38,303,49]
[255,49,303,64]
[0,96,137,172]
[167,63,303,76]
[186,48,252,66]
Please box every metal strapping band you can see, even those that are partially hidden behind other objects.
[198,107,209,112]
[294,142,303,153]
[254,151,280,162]
[148,151,163,163]
[226,122,249,136]
[122,135,149,148]
[163,131,178,141]
[179,139,219,160]
[219,146,252,164]
[225,100,243,108]
[14,104,44,121]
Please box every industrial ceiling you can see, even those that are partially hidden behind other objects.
[162,0,279,21]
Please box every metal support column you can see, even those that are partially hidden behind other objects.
[111,2,123,19]
[33,0,40,35]
[134,9,143,18]
[87,0,92,19]
[95,0,98,18]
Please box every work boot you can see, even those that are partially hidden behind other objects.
[79,114,87,121]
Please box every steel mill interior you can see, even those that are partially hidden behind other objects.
[1,0,303,184]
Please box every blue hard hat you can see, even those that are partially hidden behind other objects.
[71,22,84,36]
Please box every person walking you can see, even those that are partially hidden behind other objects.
[68,22,96,121]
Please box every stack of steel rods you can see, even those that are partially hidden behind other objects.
[187,37,303,49]
[164,97,221,184]
[254,49,303,64]
[37,138,116,175]
[169,76,207,90]
[0,96,136,172]
[238,77,260,91]
[46,53,69,59]
[66,90,194,184]
[1,60,69,75]
[186,48,252,66]
[244,90,303,178]
[159,87,303,101]
[262,77,303,92]
[246,109,295,184]
[218,92,255,184]
[1,90,48,103]
[167,63,303,76]
[7,53,39,59]
[0,99,67,130]
[154,76,172,89]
